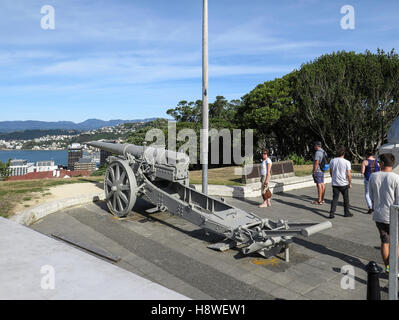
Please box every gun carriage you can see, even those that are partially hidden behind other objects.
[88,141,332,261]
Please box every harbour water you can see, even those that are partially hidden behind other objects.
[0,150,68,166]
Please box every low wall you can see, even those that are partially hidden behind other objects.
[194,173,365,199]
[11,192,104,226]
[241,161,295,184]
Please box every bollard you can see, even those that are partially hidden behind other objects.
[366,261,382,300]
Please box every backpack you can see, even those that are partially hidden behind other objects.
[319,151,329,171]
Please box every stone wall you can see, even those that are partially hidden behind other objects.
[241,160,295,184]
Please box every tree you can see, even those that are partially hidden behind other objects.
[154,50,399,164]
[0,159,10,181]
[166,100,202,122]
[164,97,243,168]
[128,96,244,169]
[127,118,169,146]
[167,96,240,125]
[235,73,303,157]
[294,49,399,160]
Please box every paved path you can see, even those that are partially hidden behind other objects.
[30,184,390,300]
[0,217,188,300]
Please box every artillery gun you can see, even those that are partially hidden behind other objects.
[88,141,332,261]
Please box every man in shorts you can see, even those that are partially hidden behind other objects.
[312,141,327,205]
[369,153,399,273]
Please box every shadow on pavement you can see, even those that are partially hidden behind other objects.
[273,198,330,218]
[275,191,368,214]
[236,197,263,206]
[294,237,369,269]
[293,236,387,293]
[93,199,109,211]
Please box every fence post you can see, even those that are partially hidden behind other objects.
[389,205,399,300]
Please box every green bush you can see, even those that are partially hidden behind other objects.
[0,159,10,181]
[287,154,313,165]
[91,165,107,177]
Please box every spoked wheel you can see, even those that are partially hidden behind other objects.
[104,160,137,217]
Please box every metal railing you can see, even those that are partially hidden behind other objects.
[389,204,399,300]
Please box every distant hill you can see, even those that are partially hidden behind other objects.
[0,118,157,133]
[0,129,79,141]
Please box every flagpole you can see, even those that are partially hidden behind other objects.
[202,0,209,195]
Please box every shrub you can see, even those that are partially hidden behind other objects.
[287,154,313,165]
[91,165,107,176]
[0,159,10,181]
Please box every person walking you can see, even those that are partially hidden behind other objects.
[312,141,327,205]
[329,146,353,219]
[369,153,399,274]
[259,149,272,208]
[361,150,380,214]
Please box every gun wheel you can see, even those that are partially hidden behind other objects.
[104,159,137,217]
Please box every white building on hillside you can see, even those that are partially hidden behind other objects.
[9,159,58,176]
[35,160,58,172]
[9,160,35,176]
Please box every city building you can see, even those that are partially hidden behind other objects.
[35,160,58,172]
[9,159,34,176]
[73,157,96,172]
[9,159,60,176]
[99,140,116,166]
[68,143,83,171]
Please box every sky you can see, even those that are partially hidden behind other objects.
[0,0,398,122]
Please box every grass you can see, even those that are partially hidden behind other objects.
[294,165,314,177]
[294,164,361,176]
[0,176,104,218]
[189,167,243,186]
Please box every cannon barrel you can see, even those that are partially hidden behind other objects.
[88,141,190,165]
[301,221,332,237]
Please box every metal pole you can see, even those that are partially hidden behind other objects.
[389,205,398,300]
[381,115,384,145]
[202,0,209,195]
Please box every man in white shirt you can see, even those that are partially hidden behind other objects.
[329,146,352,219]
[369,153,399,273]
[259,149,272,208]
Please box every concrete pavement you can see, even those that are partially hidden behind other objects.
[0,217,188,300]
[29,183,390,300]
